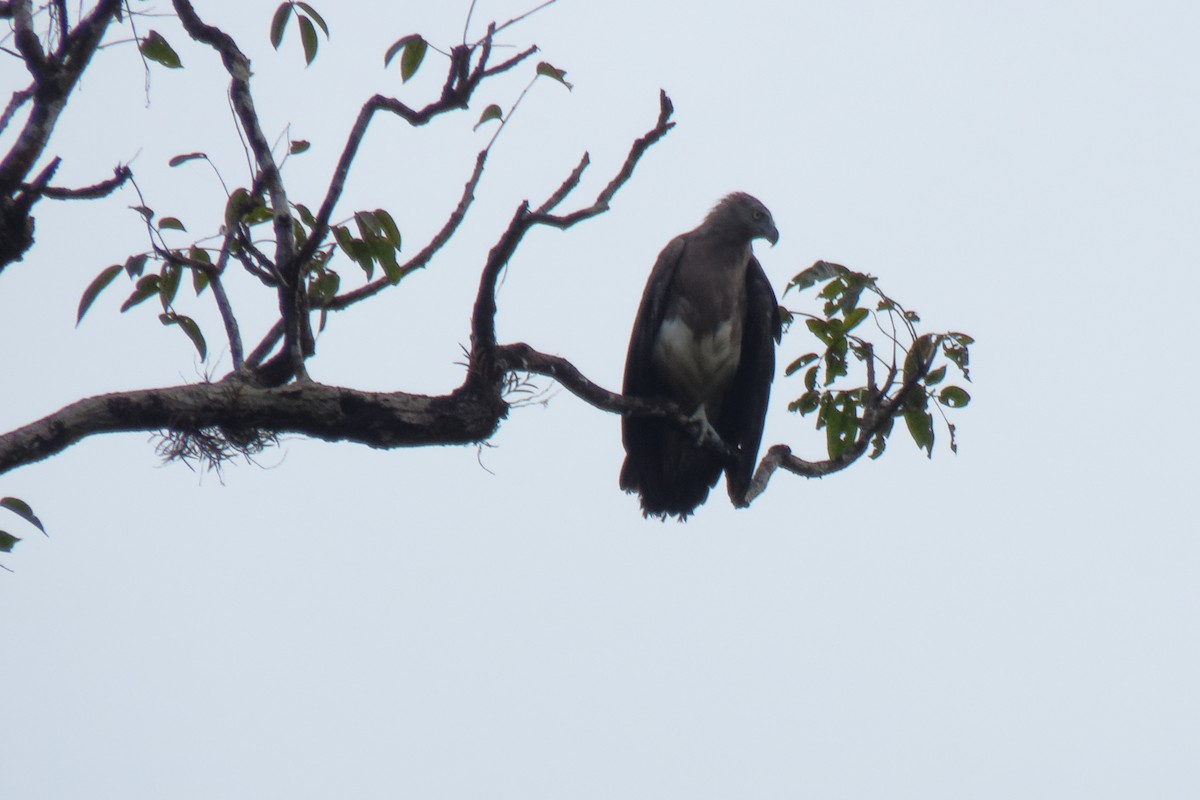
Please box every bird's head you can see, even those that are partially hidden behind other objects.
[708,192,779,246]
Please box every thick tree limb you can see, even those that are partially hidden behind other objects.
[0,381,505,475]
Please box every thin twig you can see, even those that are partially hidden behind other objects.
[32,164,131,199]
[0,85,32,135]
[485,0,559,41]
[466,91,675,391]
[526,90,675,230]
[325,147,490,310]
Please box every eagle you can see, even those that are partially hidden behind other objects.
[620,192,782,519]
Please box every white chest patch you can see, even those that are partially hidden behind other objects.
[652,317,741,413]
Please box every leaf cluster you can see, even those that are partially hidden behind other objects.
[782,261,973,461]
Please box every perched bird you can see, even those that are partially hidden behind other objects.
[620,192,782,519]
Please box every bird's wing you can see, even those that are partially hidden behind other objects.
[621,235,687,403]
[719,255,780,506]
[620,235,694,508]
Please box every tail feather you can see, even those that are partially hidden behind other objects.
[620,429,723,520]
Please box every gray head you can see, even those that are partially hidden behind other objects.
[704,192,779,246]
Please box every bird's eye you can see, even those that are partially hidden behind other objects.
[753,210,765,220]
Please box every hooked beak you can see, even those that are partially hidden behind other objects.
[764,222,779,247]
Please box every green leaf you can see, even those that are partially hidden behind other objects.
[869,415,895,460]
[804,318,832,345]
[903,334,937,383]
[132,205,154,221]
[942,343,970,381]
[120,275,161,312]
[1,497,46,534]
[295,2,329,36]
[786,390,820,416]
[190,248,211,296]
[903,406,934,457]
[824,347,848,384]
[140,30,183,68]
[373,208,401,248]
[225,188,251,228]
[77,264,124,326]
[804,364,819,391]
[786,260,846,295]
[242,203,274,225]
[819,278,845,302]
[124,253,149,277]
[401,36,427,82]
[536,61,573,89]
[157,216,186,232]
[309,270,340,303]
[0,531,18,553]
[168,152,207,167]
[784,353,819,376]
[385,35,427,81]
[924,365,947,386]
[289,139,311,154]
[825,395,859,459]
[334,225,373,278]
[839,284,867,316]
[298,15,318,64]
[354,210,382,240]
[270,3,293,49]
[938,386,971,408]
[295,204,316,227]
[474,104,503,131]
[380,249,402,284]
[384,35,417,67]
[843,307,868,332]
[159,264,181,309]
[160,313,207,360]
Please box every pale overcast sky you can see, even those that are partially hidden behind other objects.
[2,1,1198,797]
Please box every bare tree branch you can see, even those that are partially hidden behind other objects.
[0,86,33,136]
[160,247,245,371]
[324,147,490,311]
[466,91,676,393]
[0,0,121,190]
[535,152,589,214]
[51,0,68,48]
[292,32,538,275]
[245,320,285,369]
[171,0,305,377]
[0,0,123,270]
[30,164,131,199]
[740,343,935,504]
[527,90,675,230]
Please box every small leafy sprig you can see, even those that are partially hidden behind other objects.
[782,261,973,460]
